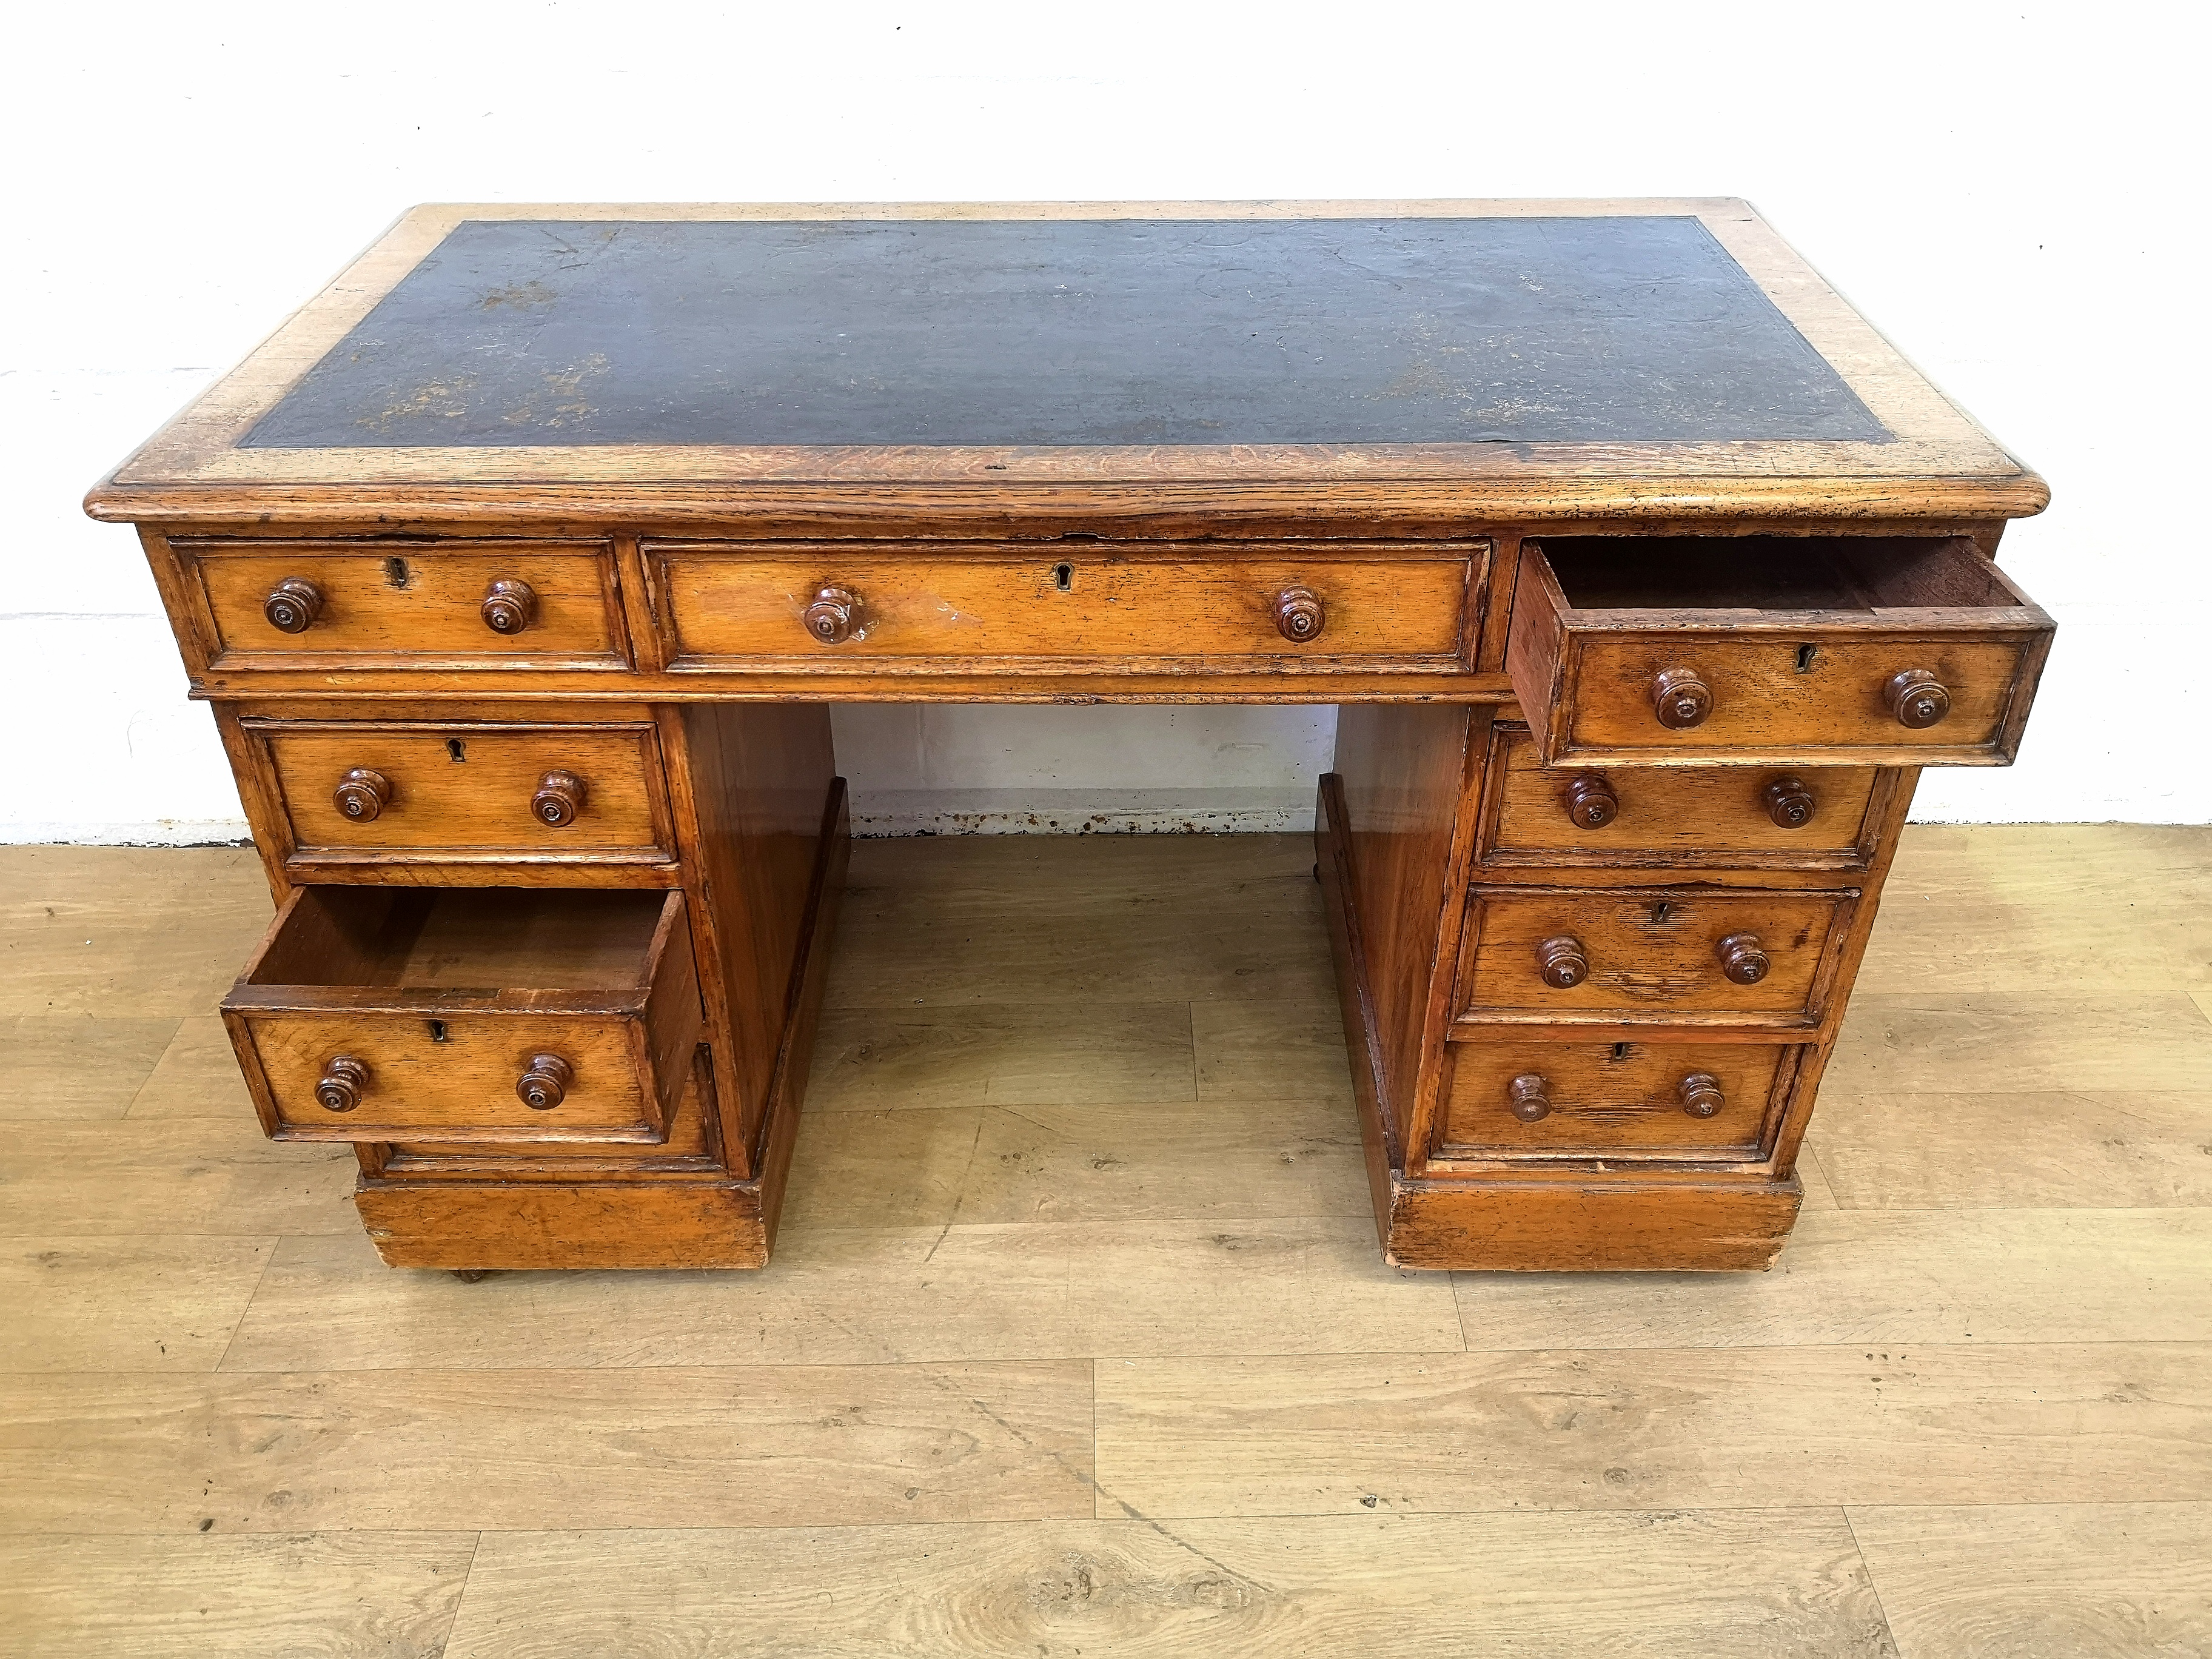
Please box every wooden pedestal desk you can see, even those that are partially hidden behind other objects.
[86,200,2054,1272]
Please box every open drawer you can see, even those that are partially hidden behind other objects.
[1506,535,2054,765]
[221,886,702,1143]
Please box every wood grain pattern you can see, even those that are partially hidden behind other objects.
[0,1236,273,1372]
[1436,1040,1791,1159]
[1478,722,1886,871]
[652,542,1481,669]
[0,1016,179,1121]
[223,1218,1461,1370]
[0,1533,475,1659]
[1449,1208,2212,1349]
[0,1362,1096,1532]
[1849,1503,2212,1659]
[1384,1171,1801,1270]
[1454,886,1854,1028]
[0,1119,358,1236]
[1093,1344,2212,1517]
[435,1512,1894,1659]
[252,720,672,866]
[180,540,626,671]
[223,888,699,1142]
[1507,535,2053,766]
[662,705,838,1168]
[1811,1090,2212,1210]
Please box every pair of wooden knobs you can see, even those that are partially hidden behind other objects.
[263,578,538,635]
[1538,932,1771,988]
[1565,774,1816,831]
[334,768,588,827]
[314,1053,575,1113]
[797,583,1330,645]
[1507,1071,1726,1123]
[1651,665,1951,730]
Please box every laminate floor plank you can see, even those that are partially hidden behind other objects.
[0,1014,178,1121]
[1449,1208,2212,1350]
[0,1119,358,1236]
[123,1014,258,1120]
[0,1361,1094,1533]
[1856,825,2212,993]
[0,1235,274,1373]
[1811,1090,2212,1209]
[783,1098,1368,1229]
[806,1002,1198,1111]
[439,1510,1892,1659]
[1849,1502,2212,1659]
[1192,999,1357,1103]
[2191,988,2211,1027]
[824,907,1337,1008]
[0,1531,476,1659]
[1823,993,2212,1096]
[0,848,271,1017]
[218,1219,1462,1372]
[1093,1344,2212,1518]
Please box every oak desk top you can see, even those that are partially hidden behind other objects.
[86,199,2046,529]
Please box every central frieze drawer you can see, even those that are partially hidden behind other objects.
[1505,534,2053,766]
[646,541,1483,666]
[1453,886,1858,1031]
[222,886,702,1144]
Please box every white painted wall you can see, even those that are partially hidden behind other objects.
[4,1,2204,840]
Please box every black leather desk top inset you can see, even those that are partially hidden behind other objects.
[244,216,1889,450]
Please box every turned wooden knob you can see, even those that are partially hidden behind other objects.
[332,767,392,823]
[1651,666,1714,729]
[1508,1073,1552,1123]
[314,1055,369,1113]
[802,585,860,645]
[1762,776,1816,829]
[517,1053,574,1110]
[480,578,537,635]
[1679,1072,1726,1118]
[1273,586,1326,643]
[1537,935,1589,989]
[1564,774,1620,829]
[531,770,587,828]
[1886,668,1952,729]
[263,577,323,634]
[1716,933,1770,985]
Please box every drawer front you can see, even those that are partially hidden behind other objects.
[252,722,672,863]
[1438,1040,1791,1159]
[1481,724,1884,870]
[384,1046,716,1174]
[223,886,703,1143]
[1455,887,1856,1030]
[236,1011,659,1140]
[649,543,1480,666]
[184,541,626,668]
[1506,535,2053,766]
[1564,632,2034,760]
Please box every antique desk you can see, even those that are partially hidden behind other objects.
[86,201,2053,1272]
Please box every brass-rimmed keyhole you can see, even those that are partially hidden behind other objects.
[1053,562,1074,592]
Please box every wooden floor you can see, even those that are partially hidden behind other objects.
[2,826,2210,1657]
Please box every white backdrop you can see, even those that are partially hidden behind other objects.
[5,2,2204,839]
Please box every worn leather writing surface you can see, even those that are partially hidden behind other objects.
[245,216,1888,450]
